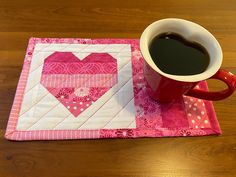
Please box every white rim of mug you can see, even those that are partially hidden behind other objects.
[140,18,223,82]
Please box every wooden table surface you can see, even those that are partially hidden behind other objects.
[1,0,236,177]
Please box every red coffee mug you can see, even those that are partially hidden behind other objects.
[140,18,236,102]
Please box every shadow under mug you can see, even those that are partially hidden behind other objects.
[140,18,236,102]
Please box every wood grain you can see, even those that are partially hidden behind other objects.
[0,0,236,177]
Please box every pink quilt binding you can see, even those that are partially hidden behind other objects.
[5,38,221,141]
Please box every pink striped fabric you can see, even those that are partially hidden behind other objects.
[41,74,117,87]
[5,41,33,140]
[7,130,100,141]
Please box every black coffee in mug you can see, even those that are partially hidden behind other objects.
[149,33,210,75]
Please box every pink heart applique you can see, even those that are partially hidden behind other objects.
[40,52,118,117]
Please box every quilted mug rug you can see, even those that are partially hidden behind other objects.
[5,38,221,141]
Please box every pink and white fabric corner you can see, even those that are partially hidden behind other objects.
[5,38,221,141]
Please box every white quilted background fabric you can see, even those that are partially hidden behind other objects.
[16,43,136,130]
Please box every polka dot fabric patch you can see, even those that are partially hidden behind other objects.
[184,96,211,129]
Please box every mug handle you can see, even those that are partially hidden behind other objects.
[186,69,236,101]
